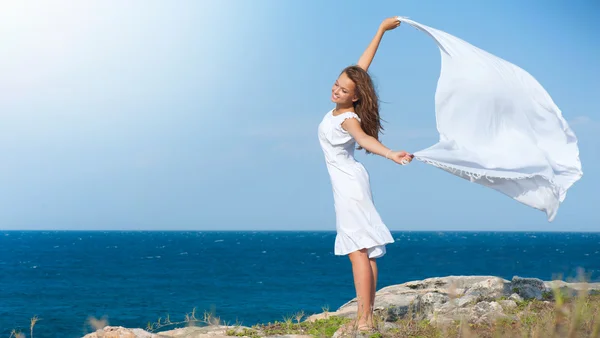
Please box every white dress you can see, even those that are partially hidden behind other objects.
[318,109,395,259]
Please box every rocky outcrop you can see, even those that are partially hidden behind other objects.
[83,326,159,338]
[83,325,313,338]
[83,325,244,338]
[84,276,600,338]
[306,275,600,326]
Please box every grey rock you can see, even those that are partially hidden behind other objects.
[470,301,504,325]
[429,315,456,326]
[132,329,160,338]
[294,276,600,332]
[380,294,421,321]
[474,311,510,325]
[314,276,513,324]
[311,275,600,328]
[435,301,459,315]
[413,292,449,317]
[544,280,600,299]
[156,325,253,338]
[466,278,509,300]
[511,276,547,300]
[499,300,517,310]
[471,301,496,318]
[431,305,471,324]
[489,301,503,312]
[455,295,477,308]
[83,326,160,338]
[380,322,401,331]
[509,293,523,302]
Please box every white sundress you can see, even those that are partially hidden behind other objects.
[318,109,395,259]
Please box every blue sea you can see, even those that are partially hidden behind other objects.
[1,231,599,337]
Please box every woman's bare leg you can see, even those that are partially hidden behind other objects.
[369,258,378,310]
[348,249,374,328]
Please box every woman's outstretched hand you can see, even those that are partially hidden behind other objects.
[389,151,414,165]
[380,17,401,32]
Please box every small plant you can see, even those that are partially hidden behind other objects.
[29,316,40,338]
[87,315,110,331]
[9,330,25,338]
[8,316,40,338]
[294,310,305,324]
[146,307,220,333]
[282,314,294,330]
[202,308,220,326]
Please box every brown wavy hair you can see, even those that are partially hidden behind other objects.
[342,65,383,153]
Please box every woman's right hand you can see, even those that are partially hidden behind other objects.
[389,151,414,165]
[380,17,401,32]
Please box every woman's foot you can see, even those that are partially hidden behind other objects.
[337,319,376,335]
[333,319,378,338]
[356,323,377,333]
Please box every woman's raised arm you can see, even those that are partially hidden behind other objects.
[357,17,401,71]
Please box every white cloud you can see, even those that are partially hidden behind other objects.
[570,115,600,127]
[569,116,600,135]
[570,116,593,126]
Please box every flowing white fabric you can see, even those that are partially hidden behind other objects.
[398,17,583,221]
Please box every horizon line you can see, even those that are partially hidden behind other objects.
[2,229,599,233]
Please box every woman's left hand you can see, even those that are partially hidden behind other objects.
[380,17,401,32]
[389,151,414,165]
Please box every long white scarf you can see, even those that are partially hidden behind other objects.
[399,17,583,221]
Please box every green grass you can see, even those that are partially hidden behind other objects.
[225,314,351,338]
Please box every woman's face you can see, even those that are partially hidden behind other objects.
[331,72,357,105]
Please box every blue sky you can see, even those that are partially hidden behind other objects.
[1,1,598,231]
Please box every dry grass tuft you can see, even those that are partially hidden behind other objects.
[86,315,109,331]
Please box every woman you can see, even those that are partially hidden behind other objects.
[317,16,413,333]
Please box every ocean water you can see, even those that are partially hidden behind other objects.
[1,231,599,337]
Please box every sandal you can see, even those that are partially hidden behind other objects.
[357,325,378,334]
[336,320,378,337]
